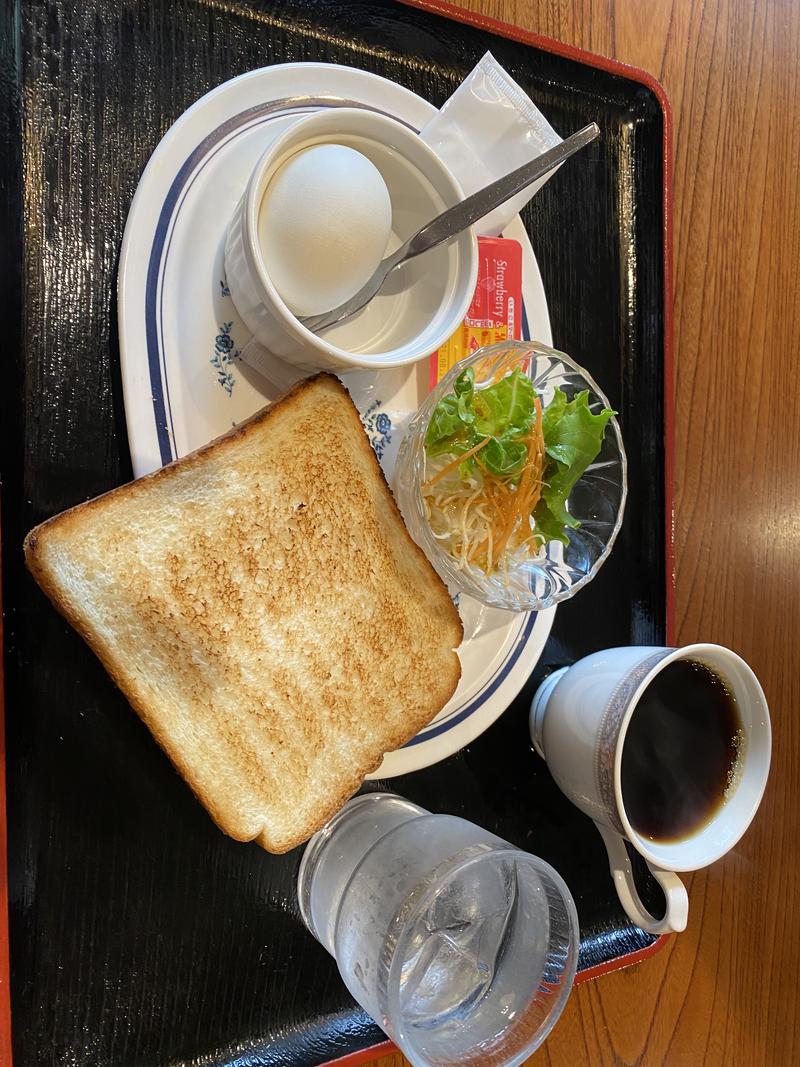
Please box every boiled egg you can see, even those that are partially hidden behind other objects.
[257,144,393,318]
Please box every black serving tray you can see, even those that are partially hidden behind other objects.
[0,1,672,1064]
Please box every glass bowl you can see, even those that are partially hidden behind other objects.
[393,340,627,612]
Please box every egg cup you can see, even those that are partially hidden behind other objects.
[224,107,478,374]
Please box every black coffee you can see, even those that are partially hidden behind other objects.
[620,659,744,843]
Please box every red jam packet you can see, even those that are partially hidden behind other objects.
[428,236,523,391]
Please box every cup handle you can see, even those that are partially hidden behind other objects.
[593,822,688,935]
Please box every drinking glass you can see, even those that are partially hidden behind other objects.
[297,792,579,1066]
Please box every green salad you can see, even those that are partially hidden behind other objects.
[422,367,615,574]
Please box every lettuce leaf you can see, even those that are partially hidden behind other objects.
[426,369,473,455]
[425,396,464,452]
[535,388,615,542]
[424,371,614,547]
[531,497,572,545]
[480,434,529,477]
[473,369,534,438]
[425,368,536,469]
[454,367,476,424]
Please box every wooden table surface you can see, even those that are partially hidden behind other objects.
[371,1,800,1065]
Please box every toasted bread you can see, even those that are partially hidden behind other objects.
[24,373,463,853]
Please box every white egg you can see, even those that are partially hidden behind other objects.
[257,144,393,318]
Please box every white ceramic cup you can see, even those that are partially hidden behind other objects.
[224,107,478,375]
[529,644,771,934]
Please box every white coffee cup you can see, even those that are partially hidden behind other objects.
[529,644,771,934]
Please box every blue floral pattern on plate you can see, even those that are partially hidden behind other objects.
[361,401,392,460]
[210,320,241,396]
[210,278,241,395]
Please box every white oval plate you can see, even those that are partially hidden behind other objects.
[118,62,556,779]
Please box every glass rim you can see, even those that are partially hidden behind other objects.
[383,844,580,1066]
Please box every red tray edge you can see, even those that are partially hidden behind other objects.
[0,4,676,1065]
[322,933,670,1067]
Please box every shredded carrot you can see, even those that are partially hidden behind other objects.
[421,435,491,491]
[437,396,545,575]
[489,349,532,383]
[495,398,543,560]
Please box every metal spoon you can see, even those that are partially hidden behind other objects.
[299,122,600,334]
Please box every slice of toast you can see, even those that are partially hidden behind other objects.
[24,373,462,853]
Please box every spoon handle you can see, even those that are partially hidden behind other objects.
[402,123,600,261]
[300,122,600,334]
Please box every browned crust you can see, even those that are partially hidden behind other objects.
[24,372,463,853]
[25,373,461,644]
[25,373,332,551]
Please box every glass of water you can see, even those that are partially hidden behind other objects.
[297,793,579,1066]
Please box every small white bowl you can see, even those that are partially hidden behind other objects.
[224,107,478,374]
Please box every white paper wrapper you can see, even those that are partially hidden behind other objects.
[420,52,562,236]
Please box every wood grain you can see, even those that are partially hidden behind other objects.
[372,1,800,1065]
